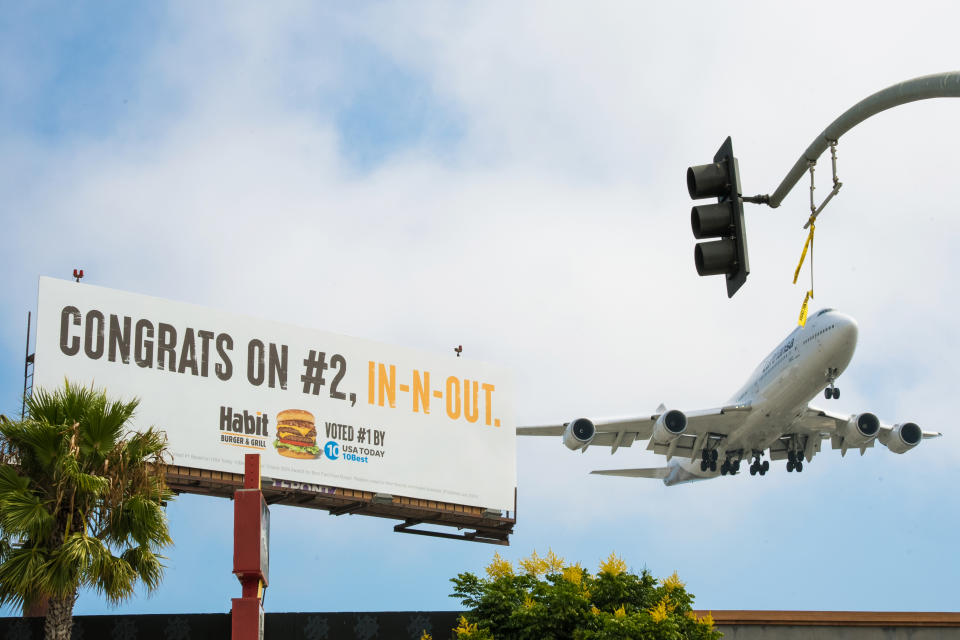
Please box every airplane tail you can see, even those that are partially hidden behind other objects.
[591,460,711,486]
[590,467,671,479]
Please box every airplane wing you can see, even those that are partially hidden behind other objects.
[517,404,752,456]
[799,406,941,438]
[774,406,942,458]
[517,417,656,450]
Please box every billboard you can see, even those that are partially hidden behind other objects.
[33,277,515,510]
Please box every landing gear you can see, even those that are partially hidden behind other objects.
[748,453,769,476]
[720,454,743,476]
[786,451,804,473]
[824,368,840,399]
[700,449,719,472]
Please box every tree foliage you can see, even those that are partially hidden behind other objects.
[450,550,721,640]
[0,382,173,640]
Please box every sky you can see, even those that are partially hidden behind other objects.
[1,0,959,616]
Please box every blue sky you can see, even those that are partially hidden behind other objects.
[2,1,959,616]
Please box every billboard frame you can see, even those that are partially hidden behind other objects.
[166,464,516,545]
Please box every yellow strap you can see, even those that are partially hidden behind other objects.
[792,221,815,284]
[798,290,813,326]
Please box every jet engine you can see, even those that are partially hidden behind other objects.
[841,412,880,447]
[651,409,687,443]
[563,418,596,451]
[880,422,922,454]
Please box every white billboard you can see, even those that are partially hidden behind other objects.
[33,277,515,510]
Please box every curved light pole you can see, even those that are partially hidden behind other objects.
[749,71,960,209]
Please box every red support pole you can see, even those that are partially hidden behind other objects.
[244,454,260,490]
[232,454,269,640]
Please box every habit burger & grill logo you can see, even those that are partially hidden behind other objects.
[219,406,269,450]
[274,409,321,460]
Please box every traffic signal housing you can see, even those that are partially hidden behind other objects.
[687,136,749,297]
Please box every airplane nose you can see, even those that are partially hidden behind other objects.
[831,313,858,353]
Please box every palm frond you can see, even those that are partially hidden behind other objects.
[45,532,112,595]
[110,429,172,507]
[107,495,172,548]
[44,532,110,598]
[0,487,54,540]
[1,420,68,477]
[26,382,93,427]
[121,546,166,592]
[80,396,139,464]
[56,453,109,497]
[92,553,137,605]
[0,545,49,609]
[122,428,168,466]
[0,464,30,497]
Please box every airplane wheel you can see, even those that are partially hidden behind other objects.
[750,465,757,476]
[700,460,707,472]
[834,388,840,399]
[786,460,794,472]
[733,461,741,472]
[711,450,719,462]
[824,388,832,400]
[762,460,770,472]
[796,461,803,472]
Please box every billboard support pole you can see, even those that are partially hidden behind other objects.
[232,454,269,640]
[21,311,34,421]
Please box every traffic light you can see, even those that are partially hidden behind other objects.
[687,136,749,298]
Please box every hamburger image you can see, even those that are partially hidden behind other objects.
[274,409,320,459]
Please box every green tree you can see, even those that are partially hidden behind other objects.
[0,382,173,640]
[450,550,721,640]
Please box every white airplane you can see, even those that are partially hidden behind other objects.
[517,309,941,485]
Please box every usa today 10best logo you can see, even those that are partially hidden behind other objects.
[323,422,387,464]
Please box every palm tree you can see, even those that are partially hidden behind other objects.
[0,381,173,640]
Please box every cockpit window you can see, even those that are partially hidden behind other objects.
[814,308,834,318]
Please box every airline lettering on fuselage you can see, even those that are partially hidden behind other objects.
[762,338,795,374]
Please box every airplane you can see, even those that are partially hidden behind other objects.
[517,309,941,485]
